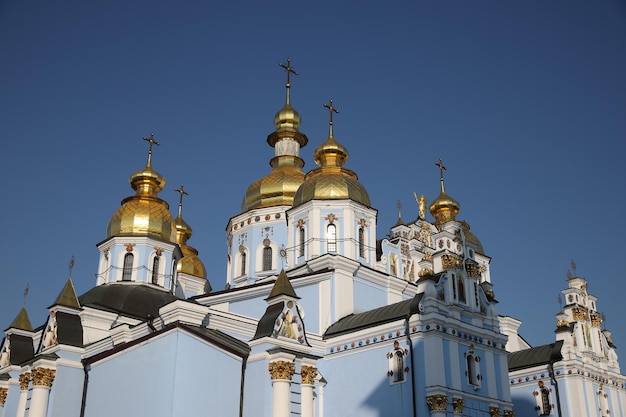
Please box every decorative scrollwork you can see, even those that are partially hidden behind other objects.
[19,372,31,391]
[426,394,448,411]
[442,254,460,270]
[268,361,295,381]
[452,397,465,414]
[32,367,56,387]
[301,365,318,385]
[0,387,8,405]
[489,406,501,417]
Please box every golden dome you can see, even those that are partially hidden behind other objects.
[241,60,308,212]
[292,101,371,208]
[429,158,460,225]
[173,188,207,279]
[106,136,176,241]
[460,221,484,254]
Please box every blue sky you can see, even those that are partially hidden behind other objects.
[1,1,625,349]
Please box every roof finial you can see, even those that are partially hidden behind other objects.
[174,184,189,218]
[323,99,339,138]
[279,58,298,106]
[69,255,75,277]
[397,200,402,220]
[143,133,160,168]
[435,158,447,193]
[570,259,577,276]
[23,283,29,307]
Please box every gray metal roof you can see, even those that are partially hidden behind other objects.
[508,340,563,371]
[324,293,423,339]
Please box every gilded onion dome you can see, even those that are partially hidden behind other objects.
[292,100,371,207]
[241,59,308,212]
[173,185,207,279]
[106,135,176,242]
[429,159,460,225]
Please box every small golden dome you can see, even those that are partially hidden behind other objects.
[274,102,301,131]
[174,186,207,279]
[293,101,371,207]
[460,221,484,254]
[429,158,460,225]
[429,190,460,224]
[107,167,175,241]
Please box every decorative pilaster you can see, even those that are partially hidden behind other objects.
[452,398,465,414]
[426,394,448,416]
[489,406,501,417]
[269,361,295,417]
[300,366,318,417]
[16,372,31,417]
[29,368,56,417]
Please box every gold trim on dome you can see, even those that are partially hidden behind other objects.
[269,361,295,381]
[426,394,448,411]
[452,398,465,414]
[32,367,56,387]
[19,372,30,391]
[301,365,318,385]
[0,387,7,405]
[489,406,501,417]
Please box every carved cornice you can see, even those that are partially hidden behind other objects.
[268,361,295,381]
[19,372,30,391]
[32,367,56,387]
[452,398,465,414]
[426,394,448,411]
[489,406,501,417]
[301,365,318,385]
[0,387,7,405]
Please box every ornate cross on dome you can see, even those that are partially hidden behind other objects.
[324,99,339,137]
[174,184,189,217]
[279,58,298,88]
[69,255,75,277]
[435,158,447,193]
[143,133,160,168]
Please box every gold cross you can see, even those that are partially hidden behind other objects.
[279,58,298,88]
[435,158,446,182]
[143,133,160,168]
[323,99,339,126]
[174,184,189,217]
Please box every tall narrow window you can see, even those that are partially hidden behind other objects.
[458,277,466,303]
[327,224,337,252]
[240,252,247,276]
[151,256,160,284]
[467,354,475,384]
[263,247,272,271]
[122,253,134,281]
[394,350,405,382]
[299,227,305,257]
[540,388,551,415]
[358,227,365,258]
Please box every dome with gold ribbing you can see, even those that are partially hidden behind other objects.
[241,59,309,212]
[106,134,176,242]
[292,100,371,207]
[173,185,207,280]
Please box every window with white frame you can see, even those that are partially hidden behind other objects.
[151,256,160,284]
[327,224,337,252]
[122,253,133,281]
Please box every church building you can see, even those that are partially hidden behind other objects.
[0,60,622,417]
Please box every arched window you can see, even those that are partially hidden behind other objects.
[465,349,480,386]
[540,388,551,415]
[394,349,405,382]
[327,224,337,252]
[151,256,160,284]
[122,253,133,281]
[299,227,305,257]
[467,354,475,384]
[458,277,466,303]
[240,252,247,276]
[263,246,272,271]
[358,227,365,258]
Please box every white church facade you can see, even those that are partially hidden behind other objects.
[0,61,623,417]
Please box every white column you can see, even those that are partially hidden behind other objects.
[300,366,318,417]
[15,373,30,417]
[269,361,294,417]
[28,368,56,417]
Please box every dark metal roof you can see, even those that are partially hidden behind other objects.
[79,283,179,320]
[508,340,563,371]
[324,294,423,339]
[252,303,284,340]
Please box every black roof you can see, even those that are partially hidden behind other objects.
[324,294,423,339]
[79,283,179,320]
[508,340,564,371]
